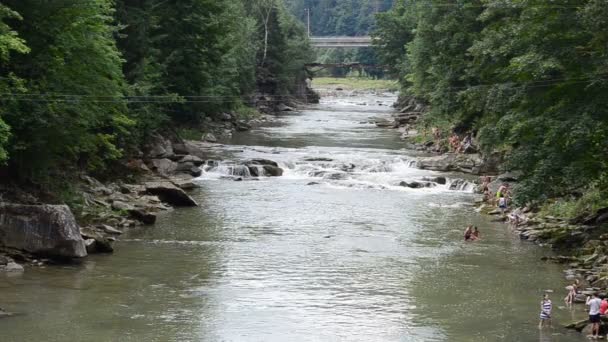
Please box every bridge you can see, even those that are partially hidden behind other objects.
[310,36,373,48]
[305,62,388,71]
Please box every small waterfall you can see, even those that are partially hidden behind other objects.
[448,179,476,192]
[203,161,252,178]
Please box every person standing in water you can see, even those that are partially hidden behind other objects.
[587,293,602,339]
[498,193,508,215]
[539,293,553,329]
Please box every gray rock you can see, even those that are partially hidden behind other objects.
[145,182,198,207]
[111,201,133,211]
[175,181,199,190]
[179,155,204,166]
[189,167,202,178]
[146,134,174,158]
[399,181,427,189]
[176,161,195,172]
[202,133,217,143]
[263,165,284,177]
[417,153,499,175]
[236,120,252,132]
[125,159,151,173]
[374,119,395,128]
[172,143,189,155]
[278,103,296,112]
[4,262,24,272]
[98,225,123,235]
[422,176,447,185]
[128,209,157,225]
[80,227,113,253]
[149,158,178,175]
[220,112,233,121]
[247,159,279,167]
[0,203,87,258]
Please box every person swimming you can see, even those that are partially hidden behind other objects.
[472,227,480,240]
[464,225,473,241]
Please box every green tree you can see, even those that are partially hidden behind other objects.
[0,4,28,164]
[2,0,130,181]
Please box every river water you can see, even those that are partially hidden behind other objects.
[1,91,588,341]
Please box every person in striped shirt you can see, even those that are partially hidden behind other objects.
[539,293,552,329]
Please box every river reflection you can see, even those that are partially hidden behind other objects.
[0,92,588,341]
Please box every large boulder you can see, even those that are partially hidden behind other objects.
[0,203,87,258]
[145,182,198,207]
[145,134,174,159]
[247,159,279,167]
[149,158,178,175]
[263,165,284,177]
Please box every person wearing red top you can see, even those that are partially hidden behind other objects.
[600,296,608,315]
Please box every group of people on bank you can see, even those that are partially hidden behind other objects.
[539,284,608,339]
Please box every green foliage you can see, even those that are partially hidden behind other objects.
[1,0,130,181]
[540,183,608,219]
[377,0,608,208]
[0,1,313,188]
[0,4,28,164]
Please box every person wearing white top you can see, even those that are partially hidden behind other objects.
[587,293,602,339]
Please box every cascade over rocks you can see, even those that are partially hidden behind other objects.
[0,203,87,259]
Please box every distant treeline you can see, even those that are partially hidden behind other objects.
[285,0,394,36]
[0,0,312,185]
[375,0,608,207]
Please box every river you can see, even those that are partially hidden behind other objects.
[0,90,587,341]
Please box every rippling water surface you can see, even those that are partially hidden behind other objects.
[0,92,587,341]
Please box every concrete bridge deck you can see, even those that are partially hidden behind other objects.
[310,36,373,48]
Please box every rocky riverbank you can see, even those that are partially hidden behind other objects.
[0,98,300,272]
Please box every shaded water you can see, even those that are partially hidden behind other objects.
[0,92,588,341]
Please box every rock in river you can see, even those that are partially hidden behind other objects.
[0,203,87,258]
[145,182,198,207]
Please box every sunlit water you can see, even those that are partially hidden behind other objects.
[0,92,587,341]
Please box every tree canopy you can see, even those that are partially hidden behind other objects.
[375,0,608,206]
[0,0,313,186]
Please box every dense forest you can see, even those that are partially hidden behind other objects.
[0,0,312,188]
[285,0,394,36]
[285,0,394,77]
[375,0,608,213]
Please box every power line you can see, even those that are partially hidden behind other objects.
[0,75,603,104]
